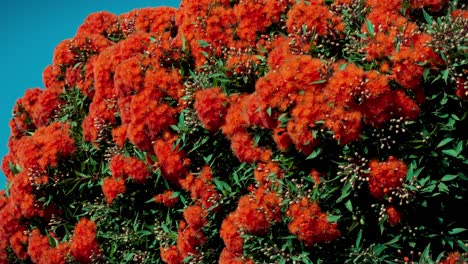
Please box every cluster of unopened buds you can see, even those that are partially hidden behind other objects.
[103,145,122,162]
[185,251,204,264]
[282,177,314,202]
[387,185,416,206]
[338,152,369,189]
[153,220,171,246]
[258,241,293,263]
[370,117,412,150]
[94,117,110,142]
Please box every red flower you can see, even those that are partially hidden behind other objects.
[194,87,229,132]
[160,245,182,264]
[70,218,100,264]
[219,214,244,253]
[27,229,67,264]
[272,127,292,152]
[219,248,254,264]
[9,228,28,260]
[102,177,126,204]
[183,205,207,230]
[180,166,220,210]
[154,190,179,208]
[76,11,118,36]
[153,135,189,184]
[440,252,463,264]
[368,156,408,199]
[286,198,341,246]
[287,1,337,36]
[386,206,402,226]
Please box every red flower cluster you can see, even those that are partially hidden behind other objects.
[194,87,229,132]
[386,205,402,226]
[220,187,281,262]
[440,252,464,264]
[180,166,220,210]
[161,205,208,263]
[109,154,150,183]
[27,229,68,264]
[70,218,100,264]
[368,156,408,199]
[102,154,150,204]
[153,134,190,185]
[286,198,340,246]
[286,0,344,37]
[154,190,179,208]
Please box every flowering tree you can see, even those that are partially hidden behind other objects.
[1,0,467,263]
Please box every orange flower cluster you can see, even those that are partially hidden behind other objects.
[220,187,281,262]
[286,198,341,246]
[109,154,150,183]
[409,0,448,12]
[194,87,229,132]
[180,166,220,210]
[440,252,464,264]
[27,229,69,264]
[254,161,283,188]
[9,227,28,260]
[386,205,402,226]
[286,0,344,37]
[161,205,208,263]
[20,218,100,264]
[362,0,441,94]
[0,121,76,262]
[154,190,179,208]
[221,94,274,162]
[368,156,408,199]
[160,167,223,262]
[102,154,150,204]
[153,134,190,185]
[70,218,101,264]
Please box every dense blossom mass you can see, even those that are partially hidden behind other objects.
[1,0,467,263]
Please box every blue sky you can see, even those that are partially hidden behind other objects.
[0,1,181,189]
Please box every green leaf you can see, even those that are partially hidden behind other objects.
[437,182,449,193]
[327,215,341,222]
[422,9,433,24]
[458,240,468,251]
[436,138,453,148]
[9,161,21,175]
[374,244,388,256]
[355,229,363,249]
[311,79,326,84]
[455,140,463,154]
[441,174,458,182]
[337,181,352,203]
[181,33,187,52]
[73,62,82,70]
[407,162,424,181]
[419,243,431,263]
[442,149,459,158]
[345,200,353,212]
[306,148,322,160]
[384,235,401,246]
[448,228,466,235]
[365,19,375,36]
[441,68,449,83]
[170,125,180,132]
[198,40,210,48]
